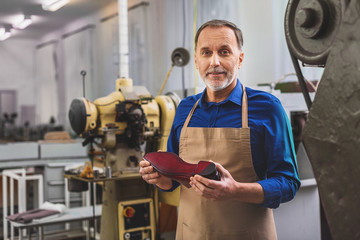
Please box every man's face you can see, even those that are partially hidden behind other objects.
[195,26,244,92]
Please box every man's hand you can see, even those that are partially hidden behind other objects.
[189,161,237,201]
[189,162,265,204]
[139,160,173,190]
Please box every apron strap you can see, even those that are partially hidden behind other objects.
[183,83,249,128]
[242,84,248,128]
[183,99,200,128]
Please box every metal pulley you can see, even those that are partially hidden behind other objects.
[285,0,349,65]
[171,47,190,67]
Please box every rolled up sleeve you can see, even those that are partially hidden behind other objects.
[259,99,301,208]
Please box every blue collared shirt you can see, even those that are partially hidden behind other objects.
[166,79,300,209]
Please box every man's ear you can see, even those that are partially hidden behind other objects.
[238,52,244,69]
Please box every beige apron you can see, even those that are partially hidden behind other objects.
[176,84,277,240]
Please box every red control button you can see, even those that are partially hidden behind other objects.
[123,207,135,218]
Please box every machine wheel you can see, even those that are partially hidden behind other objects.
[285,0,349,65]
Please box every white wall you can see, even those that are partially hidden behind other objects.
[126,0,323,93]
[0,39,36,125]
[0,0,324,127]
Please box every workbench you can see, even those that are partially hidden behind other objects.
[10,205,101,240]
[0,140,90,239]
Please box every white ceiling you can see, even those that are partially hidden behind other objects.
[0,0,112,40]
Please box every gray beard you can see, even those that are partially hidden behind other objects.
[204,74,236,92]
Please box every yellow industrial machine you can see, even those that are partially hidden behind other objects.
[68,77,179,240]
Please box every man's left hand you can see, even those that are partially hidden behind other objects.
[189,162,238,201]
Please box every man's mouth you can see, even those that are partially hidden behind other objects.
[206,71,226,76]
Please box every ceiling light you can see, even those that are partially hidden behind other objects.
[13,15,32,30]
[42,0,70,12]
[0,28,12,41]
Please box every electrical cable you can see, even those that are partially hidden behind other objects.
[183,0,187,53]
[193,0,198,94]
[157,65,174,96]
[182,0,187,98]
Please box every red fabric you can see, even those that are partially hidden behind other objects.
[6,209,60,223]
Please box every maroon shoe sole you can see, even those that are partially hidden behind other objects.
[143,152,220,188]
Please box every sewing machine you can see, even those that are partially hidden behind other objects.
[68,77,179,240]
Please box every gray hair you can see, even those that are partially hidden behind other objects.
[194,19,243,51]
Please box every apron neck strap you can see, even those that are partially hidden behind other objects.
[242,84,248,128]
[183,83,249,128]
[183,99,200,128]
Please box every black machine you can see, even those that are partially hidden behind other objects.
[285,0,359,239]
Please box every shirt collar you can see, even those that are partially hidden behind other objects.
[198,79,243,109]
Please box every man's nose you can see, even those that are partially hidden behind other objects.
[210,53,220,67]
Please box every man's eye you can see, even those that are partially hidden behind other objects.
[220,50,230,55]
[201,51,211,56]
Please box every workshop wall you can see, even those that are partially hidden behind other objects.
[0,0,324,129]
[35,43,59,124]
[0,39,37,124]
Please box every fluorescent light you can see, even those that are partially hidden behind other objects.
[42,0,70,12]
[14,15,32,30]
[0,28,12,41]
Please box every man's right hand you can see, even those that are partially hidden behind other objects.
[139,160,173,190]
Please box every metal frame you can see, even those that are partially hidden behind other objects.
[64,164,99,240]
[2,168,43,240]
